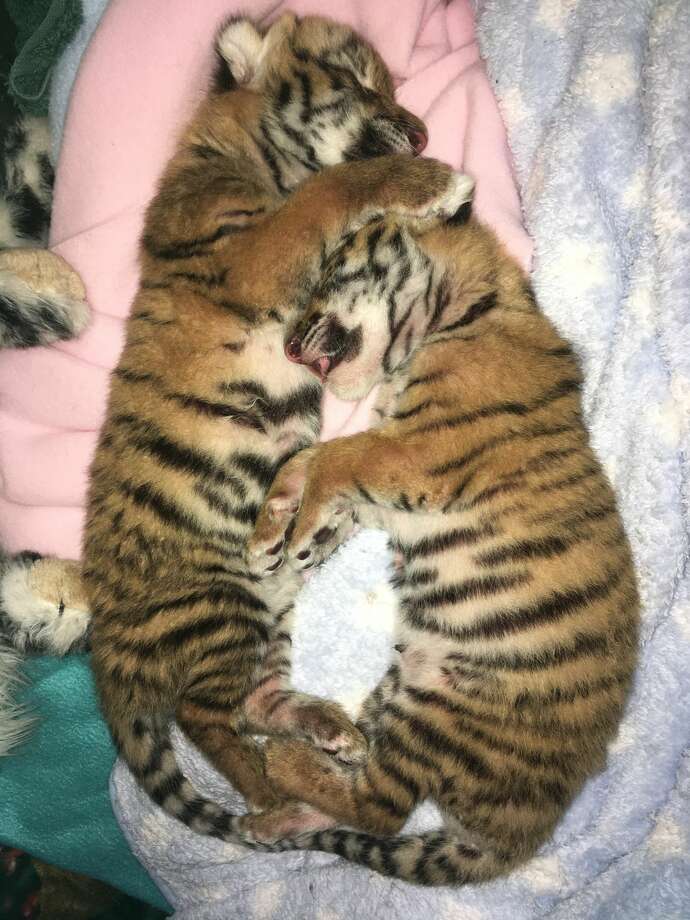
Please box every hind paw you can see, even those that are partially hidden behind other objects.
[240,801,335,845]
[292,699,368,764]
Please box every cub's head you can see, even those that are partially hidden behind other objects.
[283,171,475,400]
[282,217,434,400]
[214,14,427,187]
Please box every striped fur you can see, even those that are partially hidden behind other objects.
[83,13,461,844]
[0,113,89,349]
[248,191,640,883]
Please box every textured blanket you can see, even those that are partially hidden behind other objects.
[113,0,690,916]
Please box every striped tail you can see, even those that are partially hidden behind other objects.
[268,829,511,885]
[114,713,249,843]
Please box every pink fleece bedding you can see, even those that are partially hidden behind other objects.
[0,0,531,559]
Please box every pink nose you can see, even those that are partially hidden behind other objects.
[407,128,428,154]
[285,336,302,362]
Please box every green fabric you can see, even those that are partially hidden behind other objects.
[0,656,170,913]
[5,0,83,115]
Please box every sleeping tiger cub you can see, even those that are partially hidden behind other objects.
[83,12,465,843]
[247,181,640,882]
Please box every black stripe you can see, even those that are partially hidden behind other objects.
[387,704,493,781]
[113,413,247,497]
[438,291,497,334]
[451,572,621,642]
[395,524,491,560]
[193,481,259,524]
[393,399,438,421]
[412,378,581,436]
[374,753,422,801]
[515,672,631,708]
[143,223,242,260]
[462,479,525,509]
[166,393,266,432]
[392,567,438,589]
[531,464,600,495]
[220,380,321,426]
[403,572,530,615]
[532,500,617,528]
[117,479,244,544]
[232,452,277,489]
[405,370,447,390]
[354,479,376,503]
[427,424,578,477]
[161,268,229,286]
[475,532,584,566]
[208,297,258,324]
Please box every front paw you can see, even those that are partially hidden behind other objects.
[384,159,474,226]
[247,497,298,578]
[285,502,355,572]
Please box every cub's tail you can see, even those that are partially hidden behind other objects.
[267,828,518,885]
[113,713,249,843]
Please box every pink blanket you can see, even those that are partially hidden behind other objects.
[0,0,530,559]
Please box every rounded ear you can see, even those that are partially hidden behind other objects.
[215,13,298,89]
[215,17,264,87]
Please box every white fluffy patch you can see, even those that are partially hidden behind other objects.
[513,853,565,892]
[251,880,286,919]
[608,718,637,755]
[0,643,34,755]
[573,52,637,114]
[440,898,489,920]
[1,564,89,654]
[646,393,685,449]
[501,86,531,126]
[545,238,610,294]
[647,815,688,860]
[217,19,264,86]
[622,167,647,210]
[535,0,580,35]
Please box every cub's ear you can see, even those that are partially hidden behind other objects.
[214,13,298,91]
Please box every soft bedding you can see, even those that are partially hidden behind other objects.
[0,0,528,910]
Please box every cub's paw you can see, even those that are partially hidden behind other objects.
[291,697,368,764]
[246,494,299,578]
[381,158,474,226]
[239,801,335,846]
[247,448,315,577]
[285,501,355,573]
[400,166,474,227]
[0,553,90,655]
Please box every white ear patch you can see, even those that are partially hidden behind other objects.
[216,18,264,86]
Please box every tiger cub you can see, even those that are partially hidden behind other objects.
[83,12,464,844]
[248,181,640,882]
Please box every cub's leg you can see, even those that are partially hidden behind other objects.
[176,699,283,812]
[260,719,432,842]
[250,428,460,573]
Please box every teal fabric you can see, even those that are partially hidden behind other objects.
[0,655,170,913]
[6,0,83,115]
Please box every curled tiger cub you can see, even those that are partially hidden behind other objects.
[248,179,640,883]
[83,12,465,844]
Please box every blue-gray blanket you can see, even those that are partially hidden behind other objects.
[112,1,690,916]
